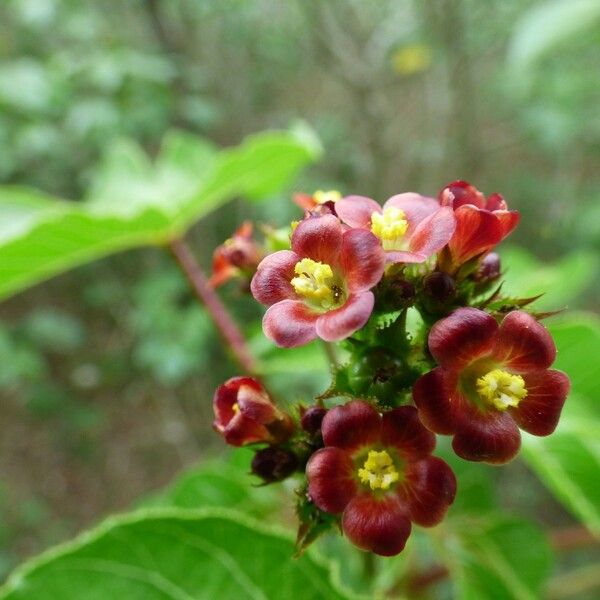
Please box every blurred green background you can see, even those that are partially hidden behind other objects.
[0,0,598,596]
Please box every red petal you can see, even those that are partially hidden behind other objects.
[485,193,507,211]
[316,292,374,342]
[429,307,498,371]
[413,368,460,435]
[262,300,318,348]
[251,250,298,306]
[213,376,263,426]
[293,192,318,210]
[385,250,428,264]
[398,457,456,527]
[291,214,344,265]
[493,311,556,372]
[447,205,504,264]
[381,406,436,459]
[341,229,386,292]
[306,447,357,514]
[335,195,381,229]
[408,206,456,258]
[512,370,570,436]
[439,180,486,209]
[494,210,520,239]
[321,400,381,453]
[220,414,271,447]
[384,193,439,236]
[452,409,521,465]
[237,383,277,424]
[342,494,411,556]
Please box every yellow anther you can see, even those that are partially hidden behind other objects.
[476,369,528,411]
[291,258,342,309]
[313,190,341,204]
[370,207,409,250]
[232,403,240,414]
[358,450,399,491]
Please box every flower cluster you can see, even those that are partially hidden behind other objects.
[210,181,570,557]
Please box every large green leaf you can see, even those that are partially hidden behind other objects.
[0,128,321,301]
[448,517,553,600]
[0,509,353,600]
[521,313,600,535]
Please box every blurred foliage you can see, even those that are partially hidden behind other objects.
[0,0,599,597]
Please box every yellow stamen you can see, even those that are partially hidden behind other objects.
[291,258,343,309]
[358,450,399,491]
[313,190,341,204]
[476,369,528,411]
[370,207,409,250]
[232,403,240,414]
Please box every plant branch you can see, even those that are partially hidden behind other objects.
[168,238,258,376]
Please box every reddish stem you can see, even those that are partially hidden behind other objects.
[168,238,258,375]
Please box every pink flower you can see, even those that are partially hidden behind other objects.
[335,193,456,263]
[438,181,520,270]
[413,308,570,464]
[251,214,385,347]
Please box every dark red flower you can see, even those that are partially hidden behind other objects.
[213,377,294,446]
[209,222,263,288]
[413,308,570,464]
[438,181,519,270]
[335,193,455,263]
[251,214,386,347]
[306,400,456,556]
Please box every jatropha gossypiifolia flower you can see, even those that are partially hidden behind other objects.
[210,180,570,558]
[306,401,456,556]
[413,308,570,464]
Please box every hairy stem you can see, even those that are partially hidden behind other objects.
[168,238,258,375]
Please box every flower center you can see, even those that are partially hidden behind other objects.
[313,189,341,204]
[232,403,240,414]
[370,207,409,250]
[476,369,528,411]
[358,450,399,491]
[291,258,344,310]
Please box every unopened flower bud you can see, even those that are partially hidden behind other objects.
[301,406,327,436]
[475,252,501,283]
[251,447,298,483]
[423,272,456,304]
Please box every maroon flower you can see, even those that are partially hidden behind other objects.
[213,377,294,446]
[413,308,570,464]
[335,193,455,263]
[306,400,456,556]
[438,181,519,270]
[209,221,263,288]
[251,214,386,347]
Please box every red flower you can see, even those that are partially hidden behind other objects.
[213,376,294,446]
[251,214,386,347]
[293,190,341,212]
[209,222,263,288]
[438,181,519,270]
[306,400,456,556]
[335,193,455,263]
[413,308,570,464]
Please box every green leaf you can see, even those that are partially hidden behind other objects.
[0,509,353,600]
[448,517,553,600]
[521,314,600,536]
[507,0,600,71]
[0,128,321,301]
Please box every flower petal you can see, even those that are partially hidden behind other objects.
[452,409,521,464]
[220,414,271,447]
[398,457,457,527]
[512,370,570,436]
[408,206,456,258]
[447,205,504,265]
[306,447,357,514]
[485,192,507,211]
[382,406,436,459]
[237,383,277,424]
[493,311,556,372]
[429,307,498,371]
[213,376,263,426]
[494,210,520,239]
[385,250,428,264]
[316,292,374,342]
[321,400,381,453]
[341,229,386,292]
[384,193,439,235]
[251,250,298,306]
[439,180,486,209]
[335,195,381,229]
[413,368,460,435]
[291,214,344,265]
[342,494,411,556]
[263,300,318,348]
